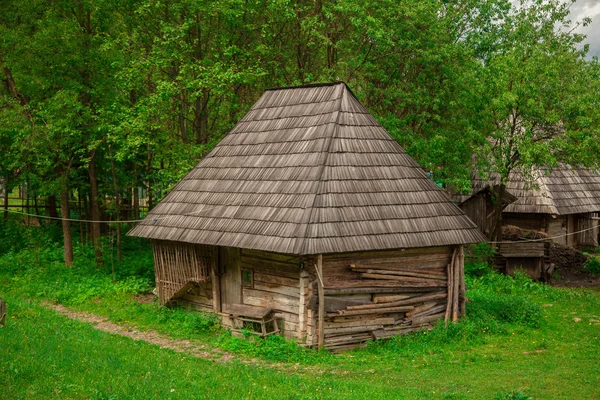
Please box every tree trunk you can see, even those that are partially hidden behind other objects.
[147,145,153,211]
[133,173,140,220]
[78,188,84,245]
[46,195,59,220]
[88,150,103,266]
[33,191,40,216]
[109,146,122,263]
[60,185,74,267]
[2,174,8,222]
[83,193,89,243]
[490,183,506,244]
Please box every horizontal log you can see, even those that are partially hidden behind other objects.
[253,281,300,298]
[325,253,451,268]
[360,273,446,285]
[372,325,432,339]
[373,294,412,303]
[242,249,299,264]
[326,343,368,352]
[324,325,383,336]
[324,317,395,329]
[243,289,299,314]
[405,301,438,317]
[410,311,445,326]
[337,305,414,316]
[272,311,300,323]
[345,292,446,311]
[241,257,299,276]
[324,286,435,295]
[325,333,371,345]
[352,268,447,280]
[307,295,372,312]
[253,272,299,288]
[323,246,451,261]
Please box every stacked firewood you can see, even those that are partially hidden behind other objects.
[308,247,465,351]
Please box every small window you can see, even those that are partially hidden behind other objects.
[241,269,253,287]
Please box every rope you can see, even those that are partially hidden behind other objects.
[489,223,599,244]
[2,207,598,245]
[1,204,231,225]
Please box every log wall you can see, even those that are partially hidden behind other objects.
[237,249,304,339]
[305,246,465,351]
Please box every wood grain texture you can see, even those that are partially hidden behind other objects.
[129,83,485,254]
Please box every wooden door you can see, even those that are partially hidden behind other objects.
[219,246,241,312]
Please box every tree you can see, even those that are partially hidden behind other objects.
[470,0,600,241]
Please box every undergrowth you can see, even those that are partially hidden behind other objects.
[0,219,588,365]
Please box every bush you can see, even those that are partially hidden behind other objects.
[465,243,497,278]
[467,291,542,329]
[583,256,600,275]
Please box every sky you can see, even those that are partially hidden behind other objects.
[568,0,600,58]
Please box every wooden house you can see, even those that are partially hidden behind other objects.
[128,83,486,351]
[502,166,600,249]
[452,185,517,239]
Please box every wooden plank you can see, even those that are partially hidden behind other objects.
[273,310,300,323]
[253,281,301,298]
[211,259,221,312]
[411,311,445,326]
[253,272,299,288]
[351,267,446,280]
[345,292,446,311]
[298,271,308,339]
[359,273,446,283]
[242,249,299,264]
[307,295,372,312]
[220,246,241,310]
[373,294,412,303]
[243,289,299,314]
[317,254,324,351]
[324,317,395,329]
[324,286,435,295]
[337,305,414,316]
[324,325,383,336]
[322,246,451,261]
[405,301,438,317]
[249,264,300,280]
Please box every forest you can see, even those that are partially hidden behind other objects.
[1,0,600,259]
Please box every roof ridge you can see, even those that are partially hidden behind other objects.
[294,87,346,254]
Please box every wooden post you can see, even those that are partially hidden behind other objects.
[317,254,324,351]
[298,270,309,340]
[452,248,460,323]
[211,250,221,313]
[459,245,466,317]
[445,248,457,326]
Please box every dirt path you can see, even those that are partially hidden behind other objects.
[44,302,237,363]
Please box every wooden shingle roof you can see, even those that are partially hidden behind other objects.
[503,166,600,215]
[128,83,485,254]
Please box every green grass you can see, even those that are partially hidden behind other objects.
[1,221,600,399]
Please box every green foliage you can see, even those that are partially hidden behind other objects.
[583,256,600,275]
[465,243,497,278]
[217,333,329,364]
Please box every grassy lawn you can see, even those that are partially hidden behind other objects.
[1,221,599,399]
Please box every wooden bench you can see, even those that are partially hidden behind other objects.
[224,304,279,337]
